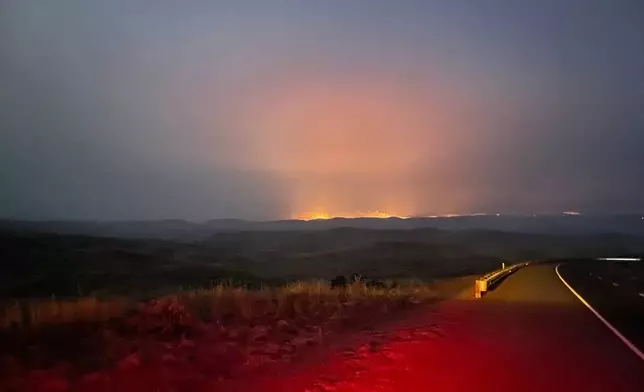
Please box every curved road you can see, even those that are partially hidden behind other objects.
[557,259,644,360]
[225,263,644,392]
[480,262,644,390]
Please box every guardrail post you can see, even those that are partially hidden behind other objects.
[474,279,487,298]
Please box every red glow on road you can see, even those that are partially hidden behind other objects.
[218,299,644,392]
[13,298,644,391]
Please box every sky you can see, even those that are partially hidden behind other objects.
[1,0,644,220]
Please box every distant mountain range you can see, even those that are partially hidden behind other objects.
[1,214,643,240]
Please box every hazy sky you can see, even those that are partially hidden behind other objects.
[2,1,644,220]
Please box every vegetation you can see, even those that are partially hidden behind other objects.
[0,297,127,329]
[0,279,454,330]
[0,279,469,391]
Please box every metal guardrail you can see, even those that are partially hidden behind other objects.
[474,261,530,298]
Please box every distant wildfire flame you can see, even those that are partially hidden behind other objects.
[293,210,408,220]
[293,211,503,220]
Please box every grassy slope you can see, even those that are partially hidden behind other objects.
[0,279,469,391]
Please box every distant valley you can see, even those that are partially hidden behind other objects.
[1,214,643,241]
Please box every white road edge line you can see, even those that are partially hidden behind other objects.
[555,264,644,362]
[639,293,644,298]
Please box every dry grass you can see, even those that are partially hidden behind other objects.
[176,280,437,323]
[0,280,455,391]
[0,280,439,330]
[0,297,130,329]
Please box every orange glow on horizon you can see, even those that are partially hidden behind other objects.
[293,211,501,220]
[232,72,484,218]
[293,210,408,220]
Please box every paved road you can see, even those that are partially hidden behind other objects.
[224,264,644,391]
[473,263,644,390]
[557,259,644,359]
